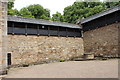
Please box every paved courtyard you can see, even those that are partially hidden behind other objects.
[2,60,119,78]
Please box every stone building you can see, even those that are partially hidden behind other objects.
[7,16,84,66]
[78,5,120,58]
[0,1,120,75]
[0,1,7,74]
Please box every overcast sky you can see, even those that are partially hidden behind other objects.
[14,0,76,16]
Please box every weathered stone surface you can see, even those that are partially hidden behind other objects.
[83,23,119,57]
[0,1,7,75]
[8,35,84,65]
[84,53,94,60]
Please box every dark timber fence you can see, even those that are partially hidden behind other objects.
[8,21,82,37]
[82,10,120,32]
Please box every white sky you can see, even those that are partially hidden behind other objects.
[14,0,76,16]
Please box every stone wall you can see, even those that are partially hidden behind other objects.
[83,22,119,57]
[0,1,7,74]
[8,35,84,66]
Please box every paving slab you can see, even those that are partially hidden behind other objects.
[3,60,119,78]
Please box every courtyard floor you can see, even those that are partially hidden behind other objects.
[2,59,119,78]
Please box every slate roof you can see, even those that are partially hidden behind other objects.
[78,5,120,24]
[8,15,81,29]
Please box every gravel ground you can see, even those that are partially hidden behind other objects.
[3,60,119,78]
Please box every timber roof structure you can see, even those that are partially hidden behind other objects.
[8,15,81,29]
[78,5,120,24]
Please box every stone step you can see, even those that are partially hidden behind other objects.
[72,58,85,61]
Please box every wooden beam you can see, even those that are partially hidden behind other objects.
[12,22,14,35]
[37,25,39,36]
[58,27,60,37]
[25,24,27,35]
[66,28,68,37]
[48,26,50,37]
[74,29,76,38]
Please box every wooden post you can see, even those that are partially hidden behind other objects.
[66,28,68,37]
[74,29,76,38]
[48,26,50,37]
[37,25,39,36]
[12,22,14,35]
[58,27,60,37]
[25,24,27,36]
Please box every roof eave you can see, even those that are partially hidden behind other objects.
[80,5,120,24]
[8,15,82,29]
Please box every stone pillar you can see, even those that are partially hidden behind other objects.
[0,0,7,75]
